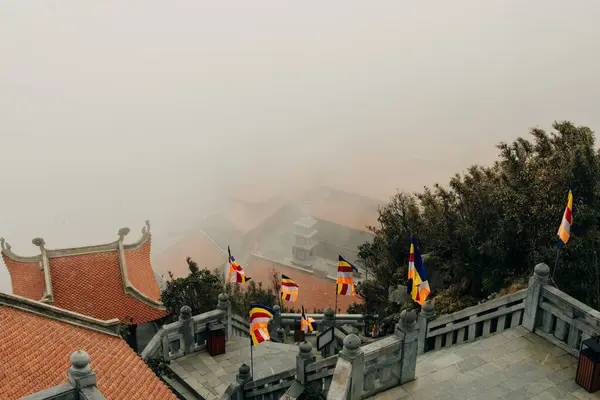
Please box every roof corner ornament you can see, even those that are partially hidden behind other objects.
[32,238,46,250]
[118,228,131,242]
[0,237,10,252]
[142,220,151,236]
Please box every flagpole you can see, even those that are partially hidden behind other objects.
[250,335,254,379]
[334,286,338,326]
[551,247,561,286]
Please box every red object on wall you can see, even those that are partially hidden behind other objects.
[576,337,600,393]
[207,322,226,356]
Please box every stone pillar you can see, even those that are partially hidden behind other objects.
[522,263,550,332]
[68,350,97,389]
[339,334,364,400]
[179,305,195,354]
[277,327,286,343]
[321,308,336,358]
[233,364,252,400]
[296,341,316,384]
[269,305,282,342]
[417,300,435,354]
[395,309,419,384]
[217,293,232,340]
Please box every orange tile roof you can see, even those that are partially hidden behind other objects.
[125,240,161,301]
[1,255,45,300]
[245,255,361,313]
[50,250,167,324]
[153,230,226,279]
[0,300,176,400]
[2,224,168,325]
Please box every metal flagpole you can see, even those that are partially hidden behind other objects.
[334,286,338,325]
[551,247,560,287]
[250,335,254,379]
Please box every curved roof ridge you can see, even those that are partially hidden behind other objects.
[0,237,43,262]
[1,221,153,261]
[0,292,121,336]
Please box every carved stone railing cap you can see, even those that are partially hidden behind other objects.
[534,263,550,276]
[299,340,313,355]
[324,308,335,317]
[179,305,192,320]
[421,300,435,316]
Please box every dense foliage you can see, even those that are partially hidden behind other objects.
[161,259,284,317]
[160,257,223,318]
[355,121,600,318]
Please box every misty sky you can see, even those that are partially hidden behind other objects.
[1,1,599,293]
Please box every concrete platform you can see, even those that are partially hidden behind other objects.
[168,338,305,399]
[369,326,596,400]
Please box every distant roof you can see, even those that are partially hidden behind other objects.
[244,254,361,313]
[220,197,287,234]
[152,229,226,279]
[1,221,168,325]
[310,188,381,232]
[0,292,176,400]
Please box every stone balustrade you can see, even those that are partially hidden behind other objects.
[279,308,364,335]
[422,288,527,352]
[522,263,600,356]
[141,293,230,361]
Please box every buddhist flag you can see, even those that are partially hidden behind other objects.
[228,246,251,284]
[407,236,430,305]
[249,304,274,346]
[301,305,316,333]
[281,274,299,302]
[557,187,573,248]
[337,255,358,296]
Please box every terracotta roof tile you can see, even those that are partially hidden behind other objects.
[2,255,45,300]
[125,240,161,301]
[245,256,361,313]
[50,251,167,324]
[153,231,225,279]
[0,305,177,400]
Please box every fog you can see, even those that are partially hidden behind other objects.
[1,0,600,294]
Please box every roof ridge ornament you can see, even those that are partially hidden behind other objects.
[142,220,151,236]
[32,238,46,249]
[0,237,10,252]
[118,227,131,242]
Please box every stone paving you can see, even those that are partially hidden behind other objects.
[369,326,599,400]
[169,338,302,400]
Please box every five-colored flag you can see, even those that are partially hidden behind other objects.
[407,236,430,306]
[301,305,316,333]
[228,246,251,284]
[249,304,274,346]
[337,255,358,296]
[557,187,573,248]
[281,274,299,302]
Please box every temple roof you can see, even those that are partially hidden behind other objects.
[1,221,168,324]
[0,292,176,400]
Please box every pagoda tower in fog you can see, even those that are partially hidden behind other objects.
[291,203,318,269]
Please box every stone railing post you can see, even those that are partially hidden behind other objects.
[395,309,419,384]
[296,341,317,387]
[68,350,97,389]
[339,334,364,400]
[227,364,251,400]
[522,263,550,332]
[277,327,286,343]
[217,293,232,340]
[417,300,435,354]
[269,305,282,342]
[321,308,335,332]
[179,305,195,354]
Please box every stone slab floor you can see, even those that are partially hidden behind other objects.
[169,338,304,400]
[369,326,599,400]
